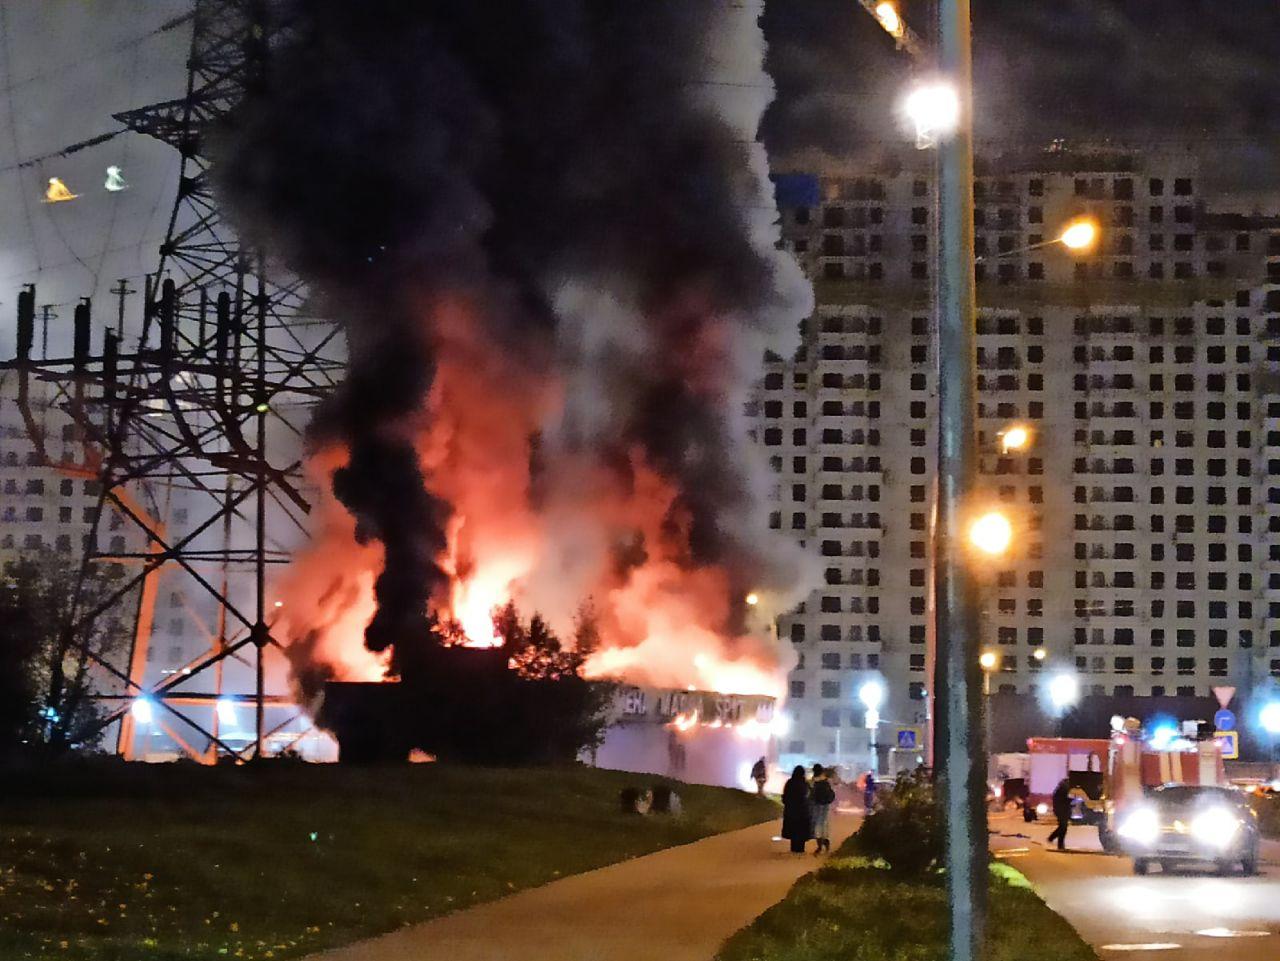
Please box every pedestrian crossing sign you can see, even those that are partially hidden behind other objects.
[1214,729,1239,760]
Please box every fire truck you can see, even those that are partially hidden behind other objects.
[1090,726,1228,852]
[1020,737,1109,823]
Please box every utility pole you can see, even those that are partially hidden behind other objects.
[933,2,985,961]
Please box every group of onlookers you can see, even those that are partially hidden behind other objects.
[749,757,881,855]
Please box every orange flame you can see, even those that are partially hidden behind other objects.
[273,296,786,697]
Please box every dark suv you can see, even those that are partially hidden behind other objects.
[1115,785,1260,876]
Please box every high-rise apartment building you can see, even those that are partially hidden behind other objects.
[754,144,1280,770]
[0,375,215,702]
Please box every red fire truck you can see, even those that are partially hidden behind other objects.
[1091,728,1228,852]
[1022,737,1109,823]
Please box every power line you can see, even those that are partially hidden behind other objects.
[0,128,128,175]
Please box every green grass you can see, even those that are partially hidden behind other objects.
[716,846,1098,961]
[0,760,776,961]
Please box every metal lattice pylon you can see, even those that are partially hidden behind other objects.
[3,0,343,760]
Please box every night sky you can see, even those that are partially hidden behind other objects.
[1,0,1278,346]
[762,0,1280,190]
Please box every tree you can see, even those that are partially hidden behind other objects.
[0,550,131,758]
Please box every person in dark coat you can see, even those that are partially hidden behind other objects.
[1046,777,1073,851]
[863,770,877,812]
[751,757,768,796]
[780,765,812,855]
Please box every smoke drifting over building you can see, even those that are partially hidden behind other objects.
[215,0,812,697]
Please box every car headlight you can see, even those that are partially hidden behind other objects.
[1035,802,1048,816]
[1117,807,1160,846]
[1190,808,1241,848]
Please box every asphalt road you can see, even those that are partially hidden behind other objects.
[990,811,1280,960]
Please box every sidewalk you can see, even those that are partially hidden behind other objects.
[304,812,856,961]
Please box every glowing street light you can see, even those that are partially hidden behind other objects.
[999,425,1030,453]
[1260,702,1280,736]
[968,511,1013,557]
[216,698,237,727]
[130,696,154,725]
[902,81,960,148]
[1032,647,1047,662]
[978,650,998,672]
[1048,673,1079,712]
[1059,218,1099,251]
[745,592,760,607]
[874,1,904,38]
[859,679,885,711]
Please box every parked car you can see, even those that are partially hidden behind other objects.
[1115,784,1260,876]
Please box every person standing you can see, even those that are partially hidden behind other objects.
[751,756,768,797]
[863,770,877,812]
[1047,777,1072,851]
[810,764,835,855]
[781,765,812,855]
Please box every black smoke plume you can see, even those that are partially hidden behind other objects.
[215,0,810,673]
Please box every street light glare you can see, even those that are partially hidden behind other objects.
[1000,425,1030,452]
[130,697,154,725]
[969,511,1013,556]
[874,1,904,38]
[1059,218,1099,251]
[745,592,759,607]
[859,679,885,710]
[1260,702,1280,735]
[903,81,960,145]
[1048,673,1079,710]
[1032,647,1047,661]
[978,650,998,671]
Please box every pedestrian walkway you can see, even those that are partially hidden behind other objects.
[304,812,856,961]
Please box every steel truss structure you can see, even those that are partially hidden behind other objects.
[2,0,343,760]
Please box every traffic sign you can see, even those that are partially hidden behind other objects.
[1214,708,1236,732]
[897,728,918,750]
[1214,730,1239,760]
[1212,686,1236,710]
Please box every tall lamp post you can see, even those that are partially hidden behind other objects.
[860,679,885,775]
[862,5,1095,960]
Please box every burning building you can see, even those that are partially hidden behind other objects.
[213,0,814,783]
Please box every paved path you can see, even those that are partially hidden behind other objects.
[991,812,1280,960]
[304,812,856,961]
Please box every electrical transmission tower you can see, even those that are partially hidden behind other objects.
[3,0,342,760]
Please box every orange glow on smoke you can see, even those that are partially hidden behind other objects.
[274,296,785,697]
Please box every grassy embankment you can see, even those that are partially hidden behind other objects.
[0,761,775,961]
[717,842,1098,961]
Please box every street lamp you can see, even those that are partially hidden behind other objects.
[1049,673,1080,712]
[1260,702,1280,735]
[216,698,237,727]
[859,679,885,774]
[902,80,960,148]
[1059,218,1099,251]
[874,1,903,38]
[1260,702,1280,763]
[975,217,1101,263]
[999,425,1030,454]
[968,510,1013,557]
[130,696,154,725]
[1032,647,1047,662]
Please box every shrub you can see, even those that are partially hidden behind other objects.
[851,769,943,875]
